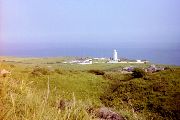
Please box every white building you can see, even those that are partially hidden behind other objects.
[107,60,119,64]
[78,59,92,65]
[113,49,118,61]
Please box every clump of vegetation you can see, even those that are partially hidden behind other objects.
[164,66,174,71]
[47,62,55,64]
[56,61,61,63]
[100,68,180,120]
[31,66,51,76]
[103,72,132,81]
[9,64,15,68]
[88,70,105,75]
[54,68,65,74]
[2,73,7,77]
[132,68,146,78]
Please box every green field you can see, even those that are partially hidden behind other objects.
[0,57,179,120]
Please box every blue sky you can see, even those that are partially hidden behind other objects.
[1,0,180,53]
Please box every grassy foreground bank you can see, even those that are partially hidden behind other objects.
[0,57,179,120]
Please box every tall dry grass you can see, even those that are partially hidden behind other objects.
[0,74,95,120]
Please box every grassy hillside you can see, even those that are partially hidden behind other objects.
[0,57,179,120]
[101,69,180,120]
[0,63,108,119]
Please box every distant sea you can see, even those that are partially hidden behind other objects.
[1,47,180,66]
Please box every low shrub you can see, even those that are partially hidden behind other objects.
[132,68,146,78]
[47,62,54,64]
[88,70,105,75]
[100,68,180,120]
[56,61,61,63]
[10,64,15,68]
[31,67,51,76]
[104,72,132,81]
[54,69,67,74]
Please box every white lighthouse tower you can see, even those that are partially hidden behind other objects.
[113,49,118,61]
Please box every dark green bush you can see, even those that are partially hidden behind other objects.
[3,73,7,77]
[100,68,180,120]
[132,68,146,78]
[47,62,54,64]
[103,72,132,81]
[88,70,105,75]
[10,64,15,68]
[54,69,67,74]
[56,61,61,63]
[31,67,51,76]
